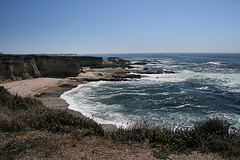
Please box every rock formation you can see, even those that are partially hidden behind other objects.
[99,57,133,69]
[69,69,174,82]
[0,54,102,82]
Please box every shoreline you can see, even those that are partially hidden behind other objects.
[0,77,117,132]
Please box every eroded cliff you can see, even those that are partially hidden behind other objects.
[0,54,102,82]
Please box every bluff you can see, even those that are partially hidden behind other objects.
[0,54,102,82]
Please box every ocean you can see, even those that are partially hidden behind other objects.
[61,53,240,130]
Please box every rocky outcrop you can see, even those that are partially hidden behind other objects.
[106,57,130,63]
[69,69,174,82]
[133,60,161,65]
[99,57,133,69]
[0,54,102,82]
[98,57,163,69]
[73,71,141,82]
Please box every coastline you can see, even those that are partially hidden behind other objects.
[0,77,117,132]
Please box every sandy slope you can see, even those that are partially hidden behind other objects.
[0,78,68,97]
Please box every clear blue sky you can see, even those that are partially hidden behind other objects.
[1,0,240,54]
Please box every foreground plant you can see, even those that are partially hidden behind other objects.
[111,118,240,159]
[0,86,239,159]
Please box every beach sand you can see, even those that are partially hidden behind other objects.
[0,77,117,131]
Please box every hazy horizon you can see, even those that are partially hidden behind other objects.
[1,0,240,54]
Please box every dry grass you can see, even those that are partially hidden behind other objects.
[1,86,239,159]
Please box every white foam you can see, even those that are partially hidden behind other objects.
[140,70,195,83]
[207,61,222,65]
[96,92,149,99]
[197,72,240,92]
[156,92,170,95]
[138,69,240,93]
[61,81,131,128]
[174,104,189,108]
[197,86,209,90]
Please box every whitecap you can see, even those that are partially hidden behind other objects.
[207,61,222,65]
[197,86,209,90]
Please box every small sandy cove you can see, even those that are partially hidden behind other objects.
[0,78,70,97]
[0,77,117,131]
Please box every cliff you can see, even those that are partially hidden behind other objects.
[0,54,102,82]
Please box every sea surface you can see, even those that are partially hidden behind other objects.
[61,53,240,129]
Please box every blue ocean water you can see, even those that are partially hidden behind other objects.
[61,53,240,129]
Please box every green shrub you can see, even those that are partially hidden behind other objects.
[110,118,239,159]
[193,118,230,137]
[28,108,104,135]
[0,118,25,132]
[0,87,104,136]
[149,119,240,159]
[0,86,42,110]
[193,118,240,158]
[150,128,195,158]
[111,121,151,142]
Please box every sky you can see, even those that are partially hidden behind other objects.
[0,0,240,54]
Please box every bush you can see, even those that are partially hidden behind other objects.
[110,118,239,159]
[111,121,151,142]
[193,118,240,158]
[150,128,195,153]
[194,118,230,137]
[28,108,104,135]
[0,87,104,136]
[0,86,42,110]
[149,118,240,159]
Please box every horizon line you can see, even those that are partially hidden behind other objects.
[2,52,240,55]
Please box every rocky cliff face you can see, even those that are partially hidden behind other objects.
[0,55,102,82]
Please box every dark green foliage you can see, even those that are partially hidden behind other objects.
[0,118,26,132]
[111,121,151,142]
[150,128,195,153]
[150,119,240,159]
[194,118,230,137]
[193,118,240,158]
[0,86,42,110]
[110,118,240,159]
[0,87,104,136]
[28,108,104,135]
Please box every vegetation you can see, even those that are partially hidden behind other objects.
[0,86,104,135]
[0,86,239,159]
[112,118,240,159]
[0,86,104,159]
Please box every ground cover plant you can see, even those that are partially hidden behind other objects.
[111,119,240,159]
[0,86,239,159]
[0,87,104,159]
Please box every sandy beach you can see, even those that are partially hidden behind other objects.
[0,78,70,97]
[0,77,117,131]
